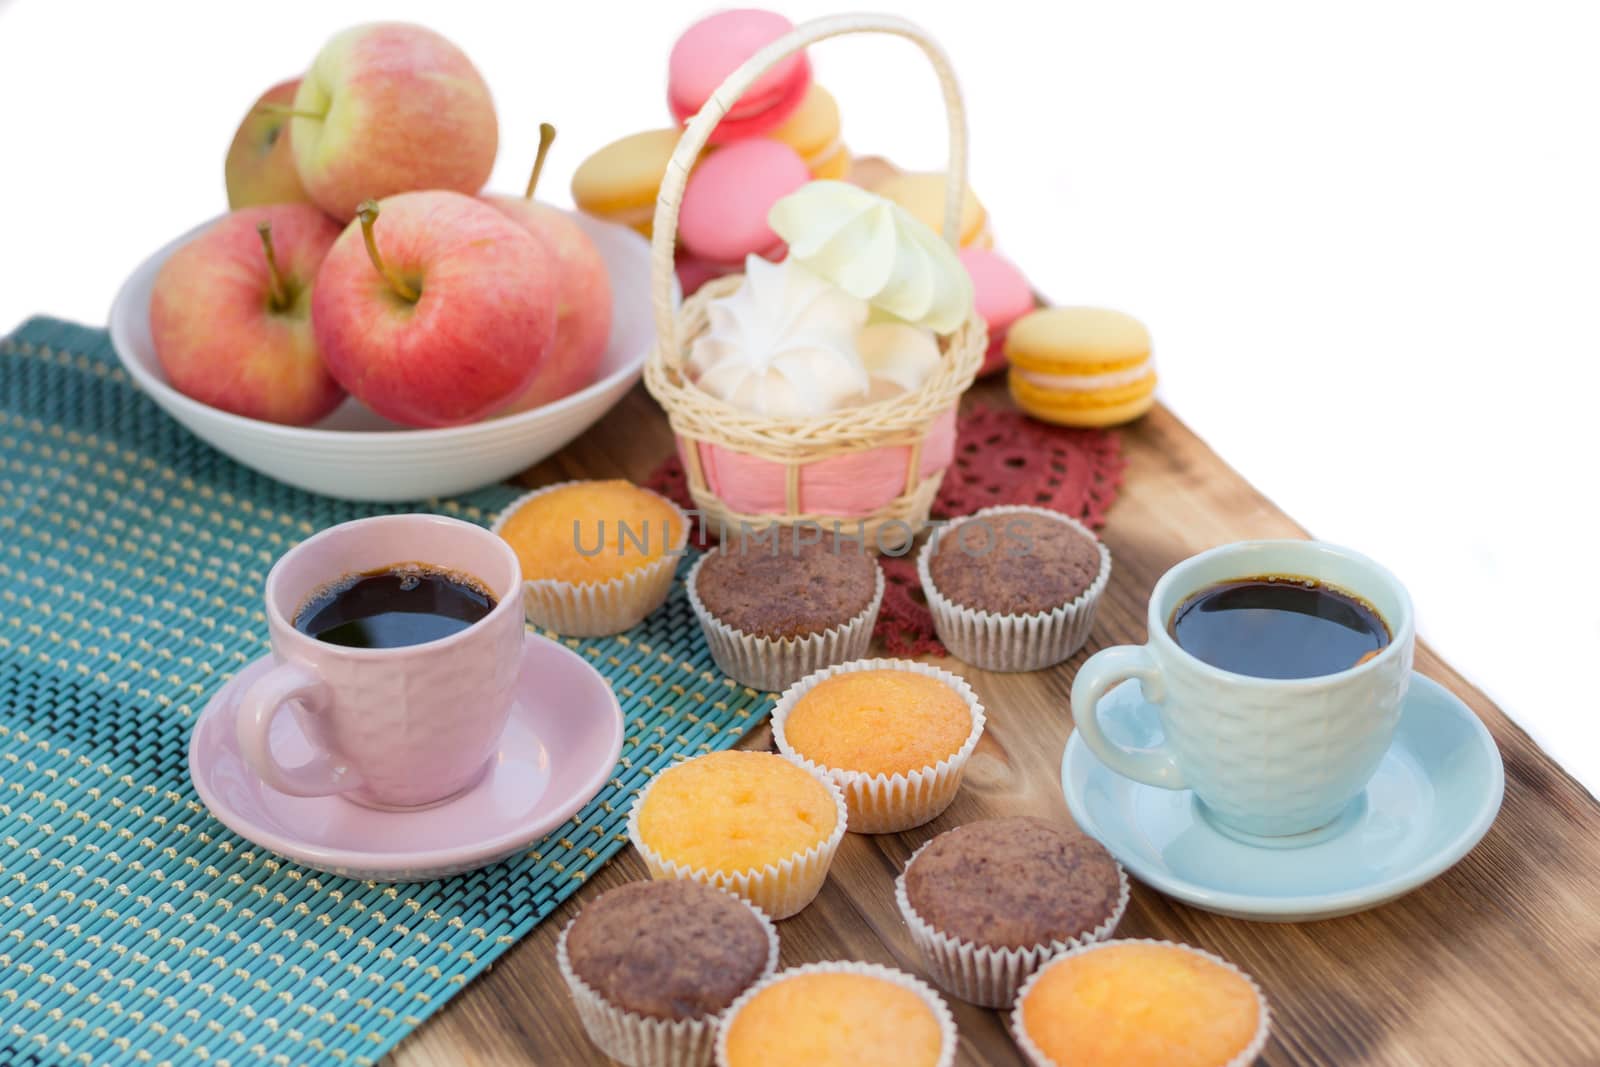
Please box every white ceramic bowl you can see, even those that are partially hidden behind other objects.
[107,211,668,502]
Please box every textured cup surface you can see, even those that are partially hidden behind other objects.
[1071,540,1414,838]
[255,514,526,808]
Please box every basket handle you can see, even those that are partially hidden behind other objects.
[649,12,970,367]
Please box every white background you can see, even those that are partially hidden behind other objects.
[1,1,1594,796]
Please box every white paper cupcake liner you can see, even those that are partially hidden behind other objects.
[627,759,849,920]
[490,481,689,637]
[895,838,1129,1008]
[714,960,958,1067]
[771,659,986,834]
[556,890,780,1067]
[1010,939,1272,1067]
[918,505,1112,672]
[686,550,884,693]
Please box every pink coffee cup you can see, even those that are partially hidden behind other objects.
[237,514,525,809]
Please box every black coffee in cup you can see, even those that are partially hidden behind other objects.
[1168,575,1389,680]
[294,564,496,649]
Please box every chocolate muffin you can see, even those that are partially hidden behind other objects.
[896,816,1127,1008]
[929,512,1102,616]
[695,529,878,639]
[689,528,884,691]
[902,817,1123,951]
[563,880,775,1022]
[918,506,1111,672]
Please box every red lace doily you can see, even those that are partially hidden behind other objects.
[644,404,1126,656]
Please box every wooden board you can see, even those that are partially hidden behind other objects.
[387,381,1600,1066]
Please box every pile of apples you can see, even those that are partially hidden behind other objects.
[150,23,612,428]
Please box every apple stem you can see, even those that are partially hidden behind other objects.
[256,221,291,311]
[256,103,327,121]
[357,200,420,303]
[523,122,557,200]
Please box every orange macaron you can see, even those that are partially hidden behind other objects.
[1006,307,1157,427]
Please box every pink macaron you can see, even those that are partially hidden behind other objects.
[960,248,1034,375]
[668,9,811,144]
[678,139,810,264]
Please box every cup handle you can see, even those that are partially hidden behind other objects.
[235,662,362,798]
[1070,644,1186,790]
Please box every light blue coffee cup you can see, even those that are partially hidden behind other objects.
[1070,540,1415,840]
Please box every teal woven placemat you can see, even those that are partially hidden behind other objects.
[0,317,774,1067]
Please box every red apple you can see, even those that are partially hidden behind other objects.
[287,23,499,221]
[224,78,314,209]
[311,190,557,427]
[149,205,344,425]
[482,123,613,414]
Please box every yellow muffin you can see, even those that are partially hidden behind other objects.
[1018,942,1265,1067]
[774,663,985,834]
[1006,307,1158,428]
[870,171,992,248]
[723,970,944,1067]
[783,670,972,777]
[496,480,682,586]
[636,751,837,874]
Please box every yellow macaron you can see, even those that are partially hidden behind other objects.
[870,171,992,248]
[1006,307,1158,427]
[571,128,684,238]
[768,84,851,180]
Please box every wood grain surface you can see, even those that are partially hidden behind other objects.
[387,381,1600,1066]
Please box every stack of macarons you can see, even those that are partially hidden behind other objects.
[1006,306,1159,427]
[568,7,1050,382]
[571,8,853,295]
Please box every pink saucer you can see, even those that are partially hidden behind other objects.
[189,632,624,882]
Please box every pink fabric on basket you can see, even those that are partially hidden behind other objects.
[684,407,959,516]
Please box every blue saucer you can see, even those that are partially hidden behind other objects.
[1061,673,1504,921]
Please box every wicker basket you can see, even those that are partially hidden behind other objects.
[642,13,986,552]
